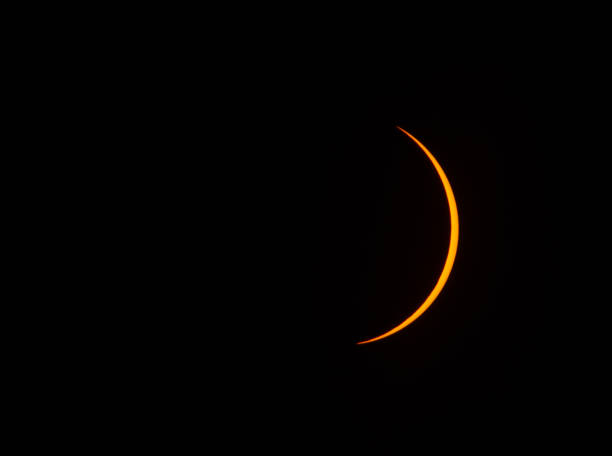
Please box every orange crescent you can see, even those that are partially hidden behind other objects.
[357,127,459,344]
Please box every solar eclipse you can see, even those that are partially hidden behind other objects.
[357,127,459,344]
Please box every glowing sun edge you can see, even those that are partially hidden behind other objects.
[357,127,460,345]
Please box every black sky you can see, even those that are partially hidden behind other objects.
[234,58,606,435]
[131,50,608,442]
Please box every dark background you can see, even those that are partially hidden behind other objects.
[219,57,607,437]
[192,61,563,435]
[19,13,610,449]
[84,47,608,443]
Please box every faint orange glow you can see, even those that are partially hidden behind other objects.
[357,127,459,344]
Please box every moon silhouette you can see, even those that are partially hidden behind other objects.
[357,127,459,345]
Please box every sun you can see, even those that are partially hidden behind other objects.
[357,127,459,344]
